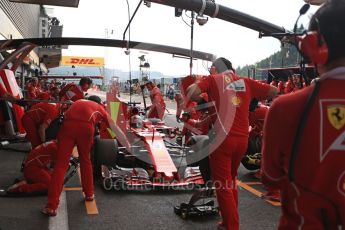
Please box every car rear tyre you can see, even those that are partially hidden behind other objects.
[241,137,261,171]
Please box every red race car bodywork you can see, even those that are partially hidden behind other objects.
[0,69,25,136]
[97,93,204,189]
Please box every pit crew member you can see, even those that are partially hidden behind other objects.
[22,102,60,148]
[262,1,345,229]
[59,77,92,102]
[145,81,166,120]
[25,77,39,100]
[175,93,199,122]
[178,112,198,144]
[277,80,285,94]
[42,95,129,216]
[7,141,57,194]
[187,57,277,230]
[284,76,295,94]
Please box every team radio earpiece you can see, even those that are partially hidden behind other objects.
[293,3,328,65]
[297,30,329,65]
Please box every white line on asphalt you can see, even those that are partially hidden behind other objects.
[49,191,69,230]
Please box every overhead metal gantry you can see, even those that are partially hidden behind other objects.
[148,0,287,40]
[9,0,79,7]
[0,37,216,62]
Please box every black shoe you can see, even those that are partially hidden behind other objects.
[41,207,57,217]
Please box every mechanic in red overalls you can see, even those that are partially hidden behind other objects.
[185,101,199,119]
[22,102,60,148]
[49,80,56,91]
[25,77,40,102]
[249,101,269,138]
[270,79,278,87]
[292,74,303,92]
[179,112,198,144]
[7,140,57,193]
[175,93,199,122]
[178,93,210,143]
[177,96,207,135]
[180,93,209,136]
[59,77,92,102]
[42,95,129,216]
[145,81,166,120]
[284,76,295,94]
[187,58,277,230]
[262,2,345,229]
[277,80,285,94]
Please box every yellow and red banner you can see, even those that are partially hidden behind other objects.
[60,56,104,67]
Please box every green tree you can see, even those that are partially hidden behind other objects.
[236,25,305,79]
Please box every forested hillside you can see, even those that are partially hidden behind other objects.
[236,26,306,78]
[236,44,301,78]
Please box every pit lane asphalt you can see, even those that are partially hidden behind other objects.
[0,92,280,230]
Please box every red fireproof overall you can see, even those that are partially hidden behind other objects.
[13,141,57,193]
[148,86,166,120]
[46,100,111,210]
[22,103,60,148]
[262,68,345,229]
[59,83,84,102]
[197,71,271,229]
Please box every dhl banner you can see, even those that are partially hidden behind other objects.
[60,56,104,67]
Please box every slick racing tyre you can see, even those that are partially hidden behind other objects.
[241,137,261,171]
[92,135,118,177]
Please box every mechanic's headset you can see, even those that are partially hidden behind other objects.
[297,24,328,65]
[295,4,329,65]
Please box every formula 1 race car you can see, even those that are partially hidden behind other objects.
[92,94,204,191]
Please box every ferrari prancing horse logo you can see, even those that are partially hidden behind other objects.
[224,75,232,84]
[327,105,345,130]
[231,96,241,106]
